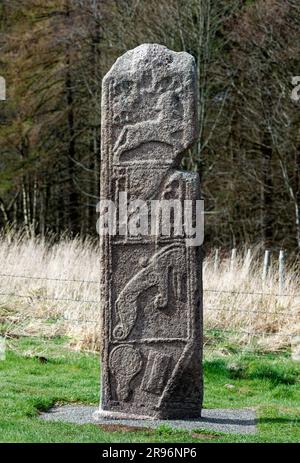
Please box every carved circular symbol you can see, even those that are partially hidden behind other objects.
[113,325,126,340]
[109,345,143,378]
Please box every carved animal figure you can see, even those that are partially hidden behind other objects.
[113,243,185,340]
[113,90,184,161]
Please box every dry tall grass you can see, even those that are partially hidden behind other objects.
[204,249,300,352]
[0,231,101,352]
[0,231,299,353]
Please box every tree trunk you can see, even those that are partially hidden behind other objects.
[65,0,80,235]
[261,130,273,248]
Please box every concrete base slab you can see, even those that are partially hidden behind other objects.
[94,409,154,421]
[39,405,256,435]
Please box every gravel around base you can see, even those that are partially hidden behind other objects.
[39,405,256,435]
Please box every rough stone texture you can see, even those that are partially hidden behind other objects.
[97,44,203,420]
[40,405,257,435]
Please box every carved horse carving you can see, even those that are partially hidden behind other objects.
[113,243,186,340]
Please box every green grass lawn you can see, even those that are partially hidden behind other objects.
[0,336,299,443]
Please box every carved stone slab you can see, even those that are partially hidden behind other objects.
[96,44,203,420]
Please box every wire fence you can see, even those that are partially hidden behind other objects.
[0,291,98,304]
[0,271,299,351]
[0,292,299,320]
[0,271,300,298]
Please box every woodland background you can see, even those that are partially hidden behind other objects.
[0,0,300,254]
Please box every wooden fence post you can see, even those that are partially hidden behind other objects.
[262,250,271,284]
[230,248,237,272]
[279,249,285,295]
[244,248,252,275]
[214,248,219,273]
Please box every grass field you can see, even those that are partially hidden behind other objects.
[0,337,299,443]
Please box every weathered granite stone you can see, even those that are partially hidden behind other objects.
[95,44,203,420]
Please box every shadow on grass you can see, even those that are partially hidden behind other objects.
[200,416,256,426]
[257,417,300,425]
